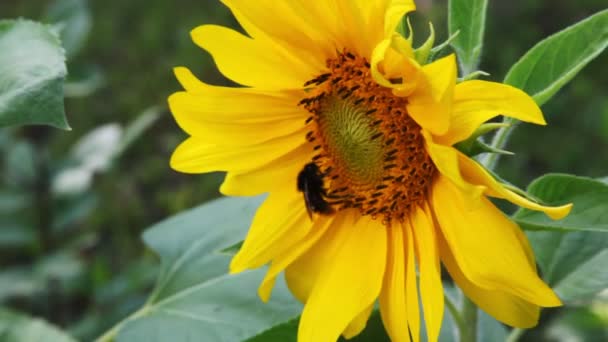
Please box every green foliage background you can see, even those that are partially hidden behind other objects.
[0,0,606,341]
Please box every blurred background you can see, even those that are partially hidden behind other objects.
[0,0,606,340]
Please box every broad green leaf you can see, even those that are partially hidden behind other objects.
[448,0,487,76]
[518,174,608,301]
[527,230,608,303]
[513,174,608,232]
[504,10,608,106]
[544,307,608,341]
[0,20,69,129]
[112,195,304,342]
[44,0,92,58]
[0,308,77,342]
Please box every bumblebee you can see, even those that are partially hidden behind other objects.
[297,163,333,219]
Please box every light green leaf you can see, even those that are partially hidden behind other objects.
[513,174,608,232]
[0,308,77,342]
[0,20,69,129]
[504,10,608,106]
[448,0,487,76]
[527,230,608,303]
[44,0,92,58]
[107,195,303,342]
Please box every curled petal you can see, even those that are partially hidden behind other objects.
[432,176,562,307]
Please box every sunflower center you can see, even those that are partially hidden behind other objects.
[299,51,436,224]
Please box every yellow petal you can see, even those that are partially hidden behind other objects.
[404,222,420,342]
[458,153,572,220]
[170,132,304,174]
[173,67,207,92]
[191,25,315,89]
[371,35,420,96]
[422,131,485,201]
[379,224,410,342]
[169,92,305,144]
[297,211,387,342]
[438,80,546,145]
[258,215,333,302]
[431,176,562,307]
[342,304,374,339]
[411,204,444,342]
[285,211,350,304]
[221,0,333,65]
[220,143,313,196]
[439,235,541,328]
[407,54,457,135]
[384,0,417,37]
[230,186,312,273]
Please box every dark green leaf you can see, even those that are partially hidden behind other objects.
[448,0,488,76]
[0,308,77,342]
[44,0,92,58]
[114,195,304,342]
[513,174,608,232]
[244,318,298,342]
[504,10,608,106]
[0,20,69,129]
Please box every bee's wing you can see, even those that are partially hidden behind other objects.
[302,180,314,219]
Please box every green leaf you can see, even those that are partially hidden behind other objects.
[44,0,92,58]
[111,195,304,342]
[0,308,77,342]
[504,10,608,106]
[448,0,488,76]
[245,319,298,342]
[0,20,69,129]
[513,174,608,232]
[516,175,608,302]
[527,230,608,303]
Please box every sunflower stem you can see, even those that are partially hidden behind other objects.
[460,297,478,342]
[445,293,465,332]
[506,328,525,342]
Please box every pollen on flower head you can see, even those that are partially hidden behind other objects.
[299,50,437,224]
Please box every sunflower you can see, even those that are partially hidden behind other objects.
[168,1,572,341]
